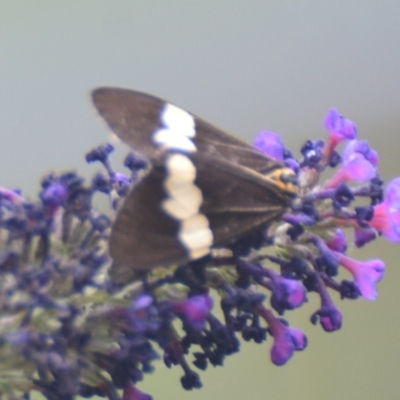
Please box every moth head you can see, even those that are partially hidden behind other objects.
[268,168,298,197]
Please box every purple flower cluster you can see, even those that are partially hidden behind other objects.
[0,108,396,400]
[251,108,394,356]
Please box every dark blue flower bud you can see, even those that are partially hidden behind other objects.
[85,143,114,164]
[180,370,202,390]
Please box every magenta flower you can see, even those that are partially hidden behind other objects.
[172,294,213,330]
[369,177,400,242]
[323,108,357,160]
[253,130,284,161]
[324,140,377,189]
[342,140,378,167]
[324,108,357,141]
[336,253,385,300]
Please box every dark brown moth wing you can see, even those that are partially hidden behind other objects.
[92,87,280,174]
[110,152,289,279]
[92,88,165,161]
[194,152,289,246]
[109,162,187,280]
[193,120,281,174]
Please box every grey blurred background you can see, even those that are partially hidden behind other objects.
[1,1,400,399]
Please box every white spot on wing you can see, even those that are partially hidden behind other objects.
[153,129,196,152]
[179,214,213,258]
[153,103,196,152]
[179,214,213,260]
[165,153,196,180]
[162,153,213,260]
[161,104,195,137]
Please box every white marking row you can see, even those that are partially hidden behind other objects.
[153,103,196,152]
[156,103,213,260]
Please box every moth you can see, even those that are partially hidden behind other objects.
[92,88,297,276]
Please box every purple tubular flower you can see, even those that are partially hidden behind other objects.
[343,140,378,167]
[325,228,347,253]
[385,176,400,203]
[253,130,284,161]
[324,140,377,189]
[369,177,400,242]
[310,234,340,276]
[265,268,307,314]
[323,108,357,160]
[283,212,316,226]
[172,294,213,330]
[336,253,385,300]
[319,308,342,332]
[324,108,357,141]
[270,324,307,366]
[287,327,308,350]
[258,307,307,366]
[311,276,343,332]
